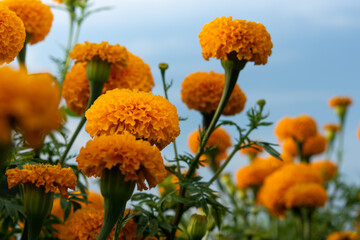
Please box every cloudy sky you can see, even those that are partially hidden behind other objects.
[21,0,360,188]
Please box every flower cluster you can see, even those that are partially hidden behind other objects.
[0,5,25,64]
[6,164,77,198]
[188,127,231,165]
[76,133,167,190]
[181,71,246,115]
[326,231,358,240]
[284,183,327,209]
[1,0,53,44]
[70,41,128,68]
[257,163,324,216]
[85,88,180,150]
[328,96,352,108]
[58,208,140,240]
[198,16,273,65]
[0,67,62,147]
[310,160,337,181]
[62,52,154,115]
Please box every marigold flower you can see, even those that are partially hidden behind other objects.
[275,115,317,142]
[1,0,53,44]
[283,134,326,157]
[198,16,273,65]
[6,164,77,198]
[326,231,359,240]
[181,71,246,115]
[77,133,167,191]
[284,183,327,209]
[0,6,26,64]
[63,52,154,115]
[188,127,231,165]
[257,163,323,216]
[85,89,180,150]
[329,96,352,108]
[310,160,337,181]
[70,41,128,69]
[236,156,283,189]
[0,68,62,148]
[58,208,140,240]
[323,123,341,132]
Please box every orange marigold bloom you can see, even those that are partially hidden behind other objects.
[181,71,246,115]
[62,52,154,115]
[0,68,62,148]
[70,41,128,69]
[311,160,337,181]
[0,6,26,64]
[85,89,180,150]
[236,156,283,189]
[284,183,327,209]
[58,208,140,240]
[1,0,53,44]
[6,164,77,198]
[198,16,273,65]
[257,163,323,216]
[275,115,317,142]
[76,134,167,191]
[328,96,352,108]
[323,123,341,132]
[188,127,231,165]
[326,231,359,240]
[283,134,326,157]
[51,191,104,236]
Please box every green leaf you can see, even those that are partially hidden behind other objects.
[136,215,148,236]
[148,218,158,236]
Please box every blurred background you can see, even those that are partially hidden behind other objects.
[10,0,360,190]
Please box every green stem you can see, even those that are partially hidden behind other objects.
[337,116,345,166]
[159,64,180,171]
[60,9,75,83]
[169,58,246,240]
[59,79,105,165]
[301,208,312,240]
[97,198,126,240]
[17,33,31,73]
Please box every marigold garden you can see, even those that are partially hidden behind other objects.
[0,0,359,240]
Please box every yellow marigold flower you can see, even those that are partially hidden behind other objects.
[0,68,62,148]
[236,156,283,189]
[257,163,323,216]
[329,96,352,108]
[311,160,337,181]
[188,127,232,165]
[326,231,359,240]
[275,115,317,142]
[1,0,53,44]
[283,134,326,157]
[198,16,273,65]
[6,164,77,198]
[85,89,180,150]
[70,41,128,69]
[181,71,246,115]
[0,6,26,64]
[63,52,154,115]
[76,133,167,191]
[284,183,327,209]
[59,208,140,240]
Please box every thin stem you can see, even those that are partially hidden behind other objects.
[337,116,345,166]
[60,10,76,83]
[17,33,31,73]
[59,80,104,165]
[169,59,245,240]
[159,65,180,171]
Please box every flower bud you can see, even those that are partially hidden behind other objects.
[23,183,54,240]
[257,99,266,108]
[187,214,208,240]
[158,63,169,71]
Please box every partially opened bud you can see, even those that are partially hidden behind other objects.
[187,214,208,240]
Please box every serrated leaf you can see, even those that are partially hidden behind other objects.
[148,218,158,236]
[136,215,148,236]
[200,199,209,216]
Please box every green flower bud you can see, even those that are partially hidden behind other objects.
[97,167,136,240]
[23,183,54,240]
[257,99,266,108]
[158,63,169,71]
[187,214,208,240]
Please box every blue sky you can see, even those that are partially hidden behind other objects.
[18,0,360,187]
